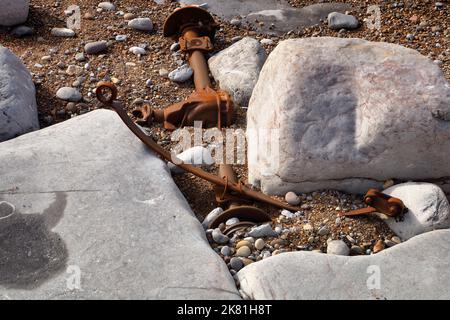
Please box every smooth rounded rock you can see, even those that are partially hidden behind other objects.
[11,25,33,37]
[221,246,231,256]
[56,87,82,102]
[168,64,193,83]
[51,27,75,37]
[129,46,146,55]
[84,41,107,54]
[255,238,265,250]
[236,240,252,250]
[230,257,243,271]
[212,228,229,244]
[98,2,116,11]
[327,240,350,256]
[128,17,153,32]
[285,191,301,205]
[236,246,251,257]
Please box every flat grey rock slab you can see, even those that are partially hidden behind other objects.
[0,110,239,300]
[0,45,39,142]
[0,0,29,26]
[247,37,450,195]
[237,230,450,299]
[208,37,266,108]
[178,1,350,35]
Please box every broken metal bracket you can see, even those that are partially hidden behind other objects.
[340,188,407,220]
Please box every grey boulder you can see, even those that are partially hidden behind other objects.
[0,0,29,26]
[237,230,450,299]
[383,182,450,240]
[0,45,39,142]
[0,110,239,300]
[247,37,450,195]
[208,37,267,108]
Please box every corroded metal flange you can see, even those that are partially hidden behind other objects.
[163,6,217,40]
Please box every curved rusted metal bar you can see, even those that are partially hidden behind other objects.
[95,82,300,212]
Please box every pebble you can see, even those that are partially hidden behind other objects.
[84,41,107,54]
[128,18,153,32]
[326,240,350,256]
[98,2,116,11]
[318,226,330,236]
[56,87,82,102]
[285,191,301,205]
[260,38,274,45]
[221,246,231,256]
[159,68,169,77]
[51,27,75,37]
[236,246,251,257]
[335,217,341,226]
[406,34,415,41]
[303,223,313,232]
[274,226,282,234]
[236,240,252,250]
[123,13,135,20]
[66,65,83,76]
[11,26,34,37]
[230,257,243,271]
[230,19,241,26]
[145,79,152,87]
[243,237,255,243]
[248,224,278,238]
[75,53,85,62]
[391,236,401,244]
[115,35,128,42]
[231,36,242,42]
[350,245,364,255]
[225,217,239,226]
[170,42,180,52]
[327,12,359,30]
[383,179,395,189]
[168,64,193,82]
[254,238,265,250]
[212,228,229,244]
[280,209,294,219]
[129,46,146,55]
[41,55,51,62]
[241,258,254,266]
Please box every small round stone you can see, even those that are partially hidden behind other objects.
[56,87,82,102]
[51,27,75,37]
[115,34,128,42]
[212,228,229,244]
[318,225,330,236]
[350,245,364,255]
[98,2,116,11]
[236,240,252,250]
[255,238,265,250]
[326,240,350,256]
[128,17,153,32]
[170,42,180,52]
[221,246,231,256]
[236,245,251,257]
[285,191,301,205]
[230,257,243,271]
[84,41,107,54]
[123,13,135,20]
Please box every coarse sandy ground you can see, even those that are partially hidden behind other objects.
[0,0,448,261]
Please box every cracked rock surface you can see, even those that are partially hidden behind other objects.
[0,110,240,300]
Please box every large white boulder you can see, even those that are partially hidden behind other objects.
[0,110,239,300]
[209,37,267,108]
[247,37,450,195]
[238,230,450,299]
[0,45,39,142]
[383,182,450,240]
[0,0,30,26]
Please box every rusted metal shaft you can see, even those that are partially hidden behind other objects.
[183,29,212,91]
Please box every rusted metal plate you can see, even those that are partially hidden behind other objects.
[208,205,271,230]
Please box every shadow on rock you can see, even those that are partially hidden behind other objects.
[0,192,68,289]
